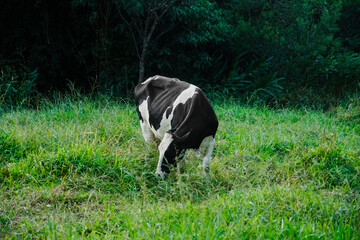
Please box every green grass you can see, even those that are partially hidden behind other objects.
[0,96,359,239]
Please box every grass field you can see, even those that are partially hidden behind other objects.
[0,96,359,239]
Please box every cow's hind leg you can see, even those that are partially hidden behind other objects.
[199,136,215,178]
[156,133,175,178]
[140,120,155,144]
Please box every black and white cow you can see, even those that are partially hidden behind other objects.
[135,75,218,178]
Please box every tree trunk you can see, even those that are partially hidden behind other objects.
[138,17,158,84]
[138,38,148,84]
[137,1,174,83]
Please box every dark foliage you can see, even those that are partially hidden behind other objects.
[0,0,359,106]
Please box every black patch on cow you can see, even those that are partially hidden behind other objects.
[166,106,173,119]
[172,90,217,144]
[136,107,143,122]
[162,141,177,173]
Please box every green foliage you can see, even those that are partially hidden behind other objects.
[225,0,360,100]
[0,64,37,107]
[174,0,230,46]
[223,56,284,101]
[308,52,360,90]
[1,0,360,102]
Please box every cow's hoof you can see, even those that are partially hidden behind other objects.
[203,172,210,181]
[155,170,166,179]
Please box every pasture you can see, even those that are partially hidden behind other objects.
[0,96,359,239]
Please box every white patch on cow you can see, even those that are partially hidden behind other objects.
[198,136,215,178]
[150,84,198,139]
[156,133,173,178]
[138,97,155,143]
[173,84,198,108]
[141,76,156,85]
[141,75,168,85]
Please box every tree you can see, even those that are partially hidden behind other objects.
[114,0,180,83]
[114,0,230,84]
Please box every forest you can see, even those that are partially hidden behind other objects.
[1,0,360,107]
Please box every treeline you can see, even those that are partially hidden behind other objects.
[1,0,360,106]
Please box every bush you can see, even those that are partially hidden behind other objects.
[0,64,37,108]
[224,0,360,102]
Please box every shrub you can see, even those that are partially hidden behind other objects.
[0,64,37,108]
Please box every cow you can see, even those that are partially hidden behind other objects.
[134,75,218,178]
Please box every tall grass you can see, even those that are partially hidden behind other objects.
[0,95,359,239]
